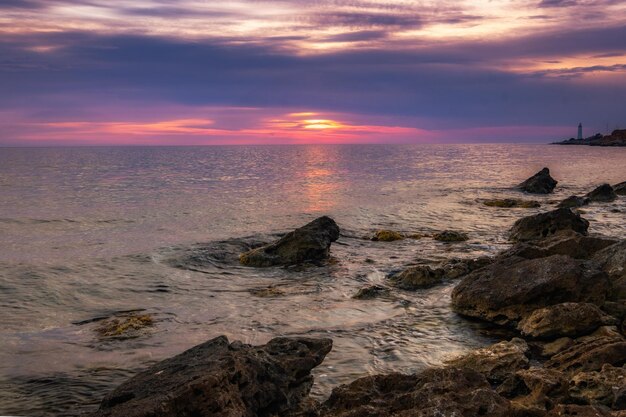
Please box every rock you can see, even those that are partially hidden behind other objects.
[593,240,626,301]
[388,265,444,290]
[451,255,609,326]
[319,367,512,417]
[504,234,617,260]
[558,195,590,209]
[239,216,340,267]
[585,184,618,203]
[371,230,404,242]
[569,364,626,409]
[545,404,614,416]
[445,338,530,383]
[546,327,626,374]
[94,313,154,338]
[89,336,332,417]
[440,256,493,280]
[352,284,391,300]
[540,337,575,358]
[518,303,618,339]
[614,181,626,196]
[519,167,558,194]
[484,199,541,208]
[433,230,469,242]
[509,208,589,242]
[249,286,285,297]
[501,367,569,415]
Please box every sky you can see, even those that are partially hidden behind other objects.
[1,0,625,145]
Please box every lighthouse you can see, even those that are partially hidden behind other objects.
[577,123,583,140]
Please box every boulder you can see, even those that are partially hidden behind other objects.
[89,336,332,417]
[614,181,626,196]
[558,195,589,209]
[483,199,541,208]
[445,338,530,384]
[569,364,626,409]
[585,184,618,203]
[371,230,404,242]
[517,303,617,339]
[546,327,626,374]
[593,240,626,301]
[503,234,617,260]
[352,284,391,300]
[239,216,340,267]
[519,167,558,194]
[388,265,444,290]
[433,230,469,242]
[451,255,609,326]
[509,208,589,242]
[319,367,512,417]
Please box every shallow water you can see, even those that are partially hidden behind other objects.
[1,144,625,416]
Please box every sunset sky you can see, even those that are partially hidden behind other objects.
[1,0,625,145]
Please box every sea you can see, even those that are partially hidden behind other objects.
[1,144,625,416]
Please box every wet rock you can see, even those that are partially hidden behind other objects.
[519,167,558,194]
[239,216,340,267]
[451,255,609,326]
[569,364,626,409]
[94,313,154,338]
[585,184,618,203]
[484,198,541,208]
[558,195,590,209]
[249,286,286,297]
[388,265,444,290]
[433,230,469,242]
[440,256,493,280]
[352,284,391,300]
[546,327,626,374]
[90,336,332,417]
[503,233,617,261]
[615,181,626,196]
[445,338,530,384]
[371,230,404,242]
[545,404,614,416]
[593,240,626,301]
[509,208,589,242]
[518,303,618,339]
[319,367,512,417]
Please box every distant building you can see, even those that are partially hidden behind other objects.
[577,123,583,140]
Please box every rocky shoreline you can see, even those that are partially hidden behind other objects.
[553,129,626,147]
[85,169,625,417]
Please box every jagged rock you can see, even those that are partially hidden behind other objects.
[509,208,589,242]
[439,256,493,280]
[319,367,512,417]
[484,198,541,208]
[388,265,444,290]
[518,303,618,339]
[558,195,590,209]
[503,233,617,261]
[585,184,618,203]
[352,284,391,300]
[615,181,626,196]
[545,404,614,416]
[89,336,332,417]
[546,327,626,374]
[451,255,609,326]
[499,367,569,415]
[445,338,530,384]
[239,216,340,267]
[371,230,404,242]
[433,230,469,242]
[593,240,626,301]
[519,167,558,194]
[569,364,626,409]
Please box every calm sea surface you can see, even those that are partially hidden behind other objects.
[1,144,625,415]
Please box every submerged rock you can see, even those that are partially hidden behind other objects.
[517,303,617,339]
[445,338,530,384]
[509,208,589,242]
[239,216,340,267]
[249,286,286,297]
[371,230,404,242]
[94,313,154,338]
[89,336,332,417]
[352,284,391,300]
[388,265,444,290]
[433,230,469,242]
[614,181,626,195]
[585,184,618,203]
[483,198,541,208]
[519,167,558,194]
[558,195,589,209]
[451,255,609,326]
[319,367,512,417]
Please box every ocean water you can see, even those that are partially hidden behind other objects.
[0,144,625,416]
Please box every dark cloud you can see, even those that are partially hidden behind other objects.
[538,0,578,7]
[309,11,423,28]
[322,30,388,42]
